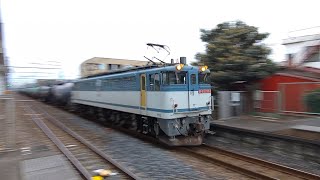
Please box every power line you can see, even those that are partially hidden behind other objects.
[10,77,44,79]
[288,26,320,33]
[7,66,60,69]
[8,71,56,74]
[30,63,61,66]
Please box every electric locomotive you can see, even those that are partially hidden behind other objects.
[19,44,213,146]
[71,57,212,146]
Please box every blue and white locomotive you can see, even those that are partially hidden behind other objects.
[71,57,212,146]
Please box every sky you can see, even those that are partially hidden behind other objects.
[1,0,319,85]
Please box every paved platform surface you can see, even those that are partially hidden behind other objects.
[21,154,79,180]
[0,94,81,180]
[292,125,320,132]
[212,115,320,141]
[0,150,79,180]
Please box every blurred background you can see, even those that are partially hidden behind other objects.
[0,0,319,115]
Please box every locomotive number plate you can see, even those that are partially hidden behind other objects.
[198,89,211,94]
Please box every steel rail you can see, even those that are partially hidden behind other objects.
[203,145,320,180]
[181,147,277,180]
[24,106,92,180]
[35,105,141,180]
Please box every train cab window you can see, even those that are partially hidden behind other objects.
[149,74,155,90]
[191,74,196,84]
[199,73,209,84]
[154,73,160,91]
[149,73,160,91]
[162,72,187,85]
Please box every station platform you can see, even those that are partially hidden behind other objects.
[0,150,79,180]
[0,95,80,180]
[211,115,320,142]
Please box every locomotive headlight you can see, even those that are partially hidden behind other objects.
[176,64,184,71]
[200,66,208,72]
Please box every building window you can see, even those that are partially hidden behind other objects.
[110,64,118,70]
[98,64,105,70]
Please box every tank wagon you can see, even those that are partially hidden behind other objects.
[50,83,74,106]
[20,86,51,101]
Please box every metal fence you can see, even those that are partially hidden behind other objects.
[0,95,16,151]
[254,91,280,113]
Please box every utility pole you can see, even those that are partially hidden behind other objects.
[0,6,6,95]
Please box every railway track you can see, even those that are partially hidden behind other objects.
[181,145,320,180]
[19,95,320,179]
[24,104,140,180]
[33,103,317,179]
[28,99,257,179]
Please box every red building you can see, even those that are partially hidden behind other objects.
[259,69,320,113]
[258,33,320,113]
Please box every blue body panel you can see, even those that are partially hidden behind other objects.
[73,65,212,92]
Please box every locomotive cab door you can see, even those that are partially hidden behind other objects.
[140,74,147,113]
[188,73,199,111]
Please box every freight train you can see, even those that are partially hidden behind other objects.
[20,45,213,146]
[20,60,212,146]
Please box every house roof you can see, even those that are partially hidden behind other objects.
[283,34,320,45]
[276,68,320,81]
[81,57,149,66]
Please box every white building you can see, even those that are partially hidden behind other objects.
[80,57,149,78]
[282,34,320,71]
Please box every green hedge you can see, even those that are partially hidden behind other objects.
[304,89,320,113]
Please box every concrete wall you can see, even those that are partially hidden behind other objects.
[218,91,245,120]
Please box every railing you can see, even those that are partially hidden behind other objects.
[254,91,279,113]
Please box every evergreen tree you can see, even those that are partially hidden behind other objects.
[194,21,278,90]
